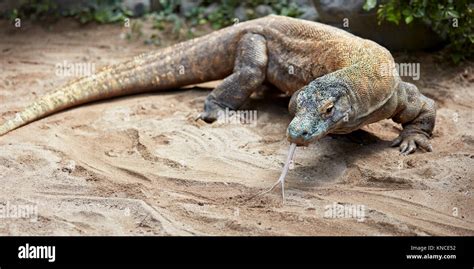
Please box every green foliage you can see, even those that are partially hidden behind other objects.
[152,0,303,36]
[147,0,304,43]
[150,0,192,40]
[184,6,208,26]
[364,0,474,63]
[63,0,133,24]
[8,0,59,21]
[256,0,302,17]
[6,0,308,46]
[199,0,302,29]
[205,0,240,29]
[363,0,377,12]
[6,0,132,24]
[126,20,144,41]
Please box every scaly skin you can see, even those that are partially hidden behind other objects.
[0,15,436,154]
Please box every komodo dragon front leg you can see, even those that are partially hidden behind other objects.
[198,33,268,122]
[391,81,436,155]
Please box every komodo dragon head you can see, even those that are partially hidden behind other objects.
[287,77,353,146]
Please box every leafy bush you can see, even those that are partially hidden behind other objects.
[4,0,306,45]
[149,0,192,41]
[7,0,60,21]
[151,0,303,41]
[182,0,302,29]
[206,0,240,29]
[364,0,474,63]
[65,0,132,24]
[6,0,132,24]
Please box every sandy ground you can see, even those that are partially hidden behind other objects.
[0,19,473,236]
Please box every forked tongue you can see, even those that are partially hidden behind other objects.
[260,142,297,203]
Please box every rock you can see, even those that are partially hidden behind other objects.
[291,0,314,6]
[290,0,319,21]
[255,5,274,17]
[203,3,219,17]
[179,0,203,16]
[298,6,319,21]
[234,5,248,21]
[313,0,363,24]
[122,0,150,17]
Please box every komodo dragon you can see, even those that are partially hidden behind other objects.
[0,15,436,155]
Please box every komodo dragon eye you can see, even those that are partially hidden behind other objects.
[326,105,333,114]
[321,102,334,115]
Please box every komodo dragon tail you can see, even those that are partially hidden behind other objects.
[0,29,238,136]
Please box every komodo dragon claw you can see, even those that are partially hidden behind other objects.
[391,131,433,155]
